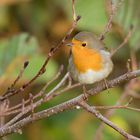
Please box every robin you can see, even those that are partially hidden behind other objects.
[67,31,113,84]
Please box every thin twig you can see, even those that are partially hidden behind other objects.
[6,65,63,114]
[1,83,81,117]
[94,105,140,112]
[72,0,76,21]
[94,92,128,140]
[49,83,81,99]
[1,0,81,118]
[111,25,133,57]
[1,0,140,139]
[0,3,80,101]
[44,72,69,100]
[94,51,138,140]
[99,0,115,40]
[3,61,29,96]
[11,61,29,89]
[4,72,68,125]
[1,70,140,137]
[79,101,140,140]
[1,71,79,117]
[3,70,68,125]
[99,0,124,41]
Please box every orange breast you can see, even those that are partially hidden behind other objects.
[72,44,103,73]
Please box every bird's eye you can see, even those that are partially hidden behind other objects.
[82,43,87,47]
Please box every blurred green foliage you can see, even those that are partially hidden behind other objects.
[0,0,140,140]
[0,33,38,75]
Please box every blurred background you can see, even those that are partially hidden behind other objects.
[0,0,140,140]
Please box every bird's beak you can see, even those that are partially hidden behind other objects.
[66,42,73,47]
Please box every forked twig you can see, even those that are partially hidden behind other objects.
[1,69,140,137]
[2,61,29,96]
[94,52,139,140]
[93,97,140,112]
[0,0,81,102]
[99,0,124,41]
[0,0,140,140]
[79,101,140,140]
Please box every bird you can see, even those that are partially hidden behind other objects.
[67,31,113,84]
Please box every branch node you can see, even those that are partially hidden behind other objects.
[24,61,29,68]
[76,15,81,21]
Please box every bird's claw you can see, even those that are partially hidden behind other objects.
[82,85,89,101]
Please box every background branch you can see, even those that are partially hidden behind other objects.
[79,101,140,140]
[0,69,140,137]
[94,51,139,140]
[0,0,140,139]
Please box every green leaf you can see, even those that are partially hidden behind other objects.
[0,33,38,76]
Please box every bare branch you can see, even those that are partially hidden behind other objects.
[11,61,29,89]
[5,65,63,115]
[94,92,128,140]
[0,1,139,139]
[44,72,69,100]
[99,0,115,40]
[94,52,139,140]
[99,0,124,41]
[79,101,140,140]
[2,61,29,97]
[111,25,133,57]
[0,0,81,101]
[94,105,140,112]
[1,70,140,137]
[72,0,76,21]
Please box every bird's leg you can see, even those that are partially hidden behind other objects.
[82,85,89,101]
[103,79,110,94]
[68,73,72,87]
